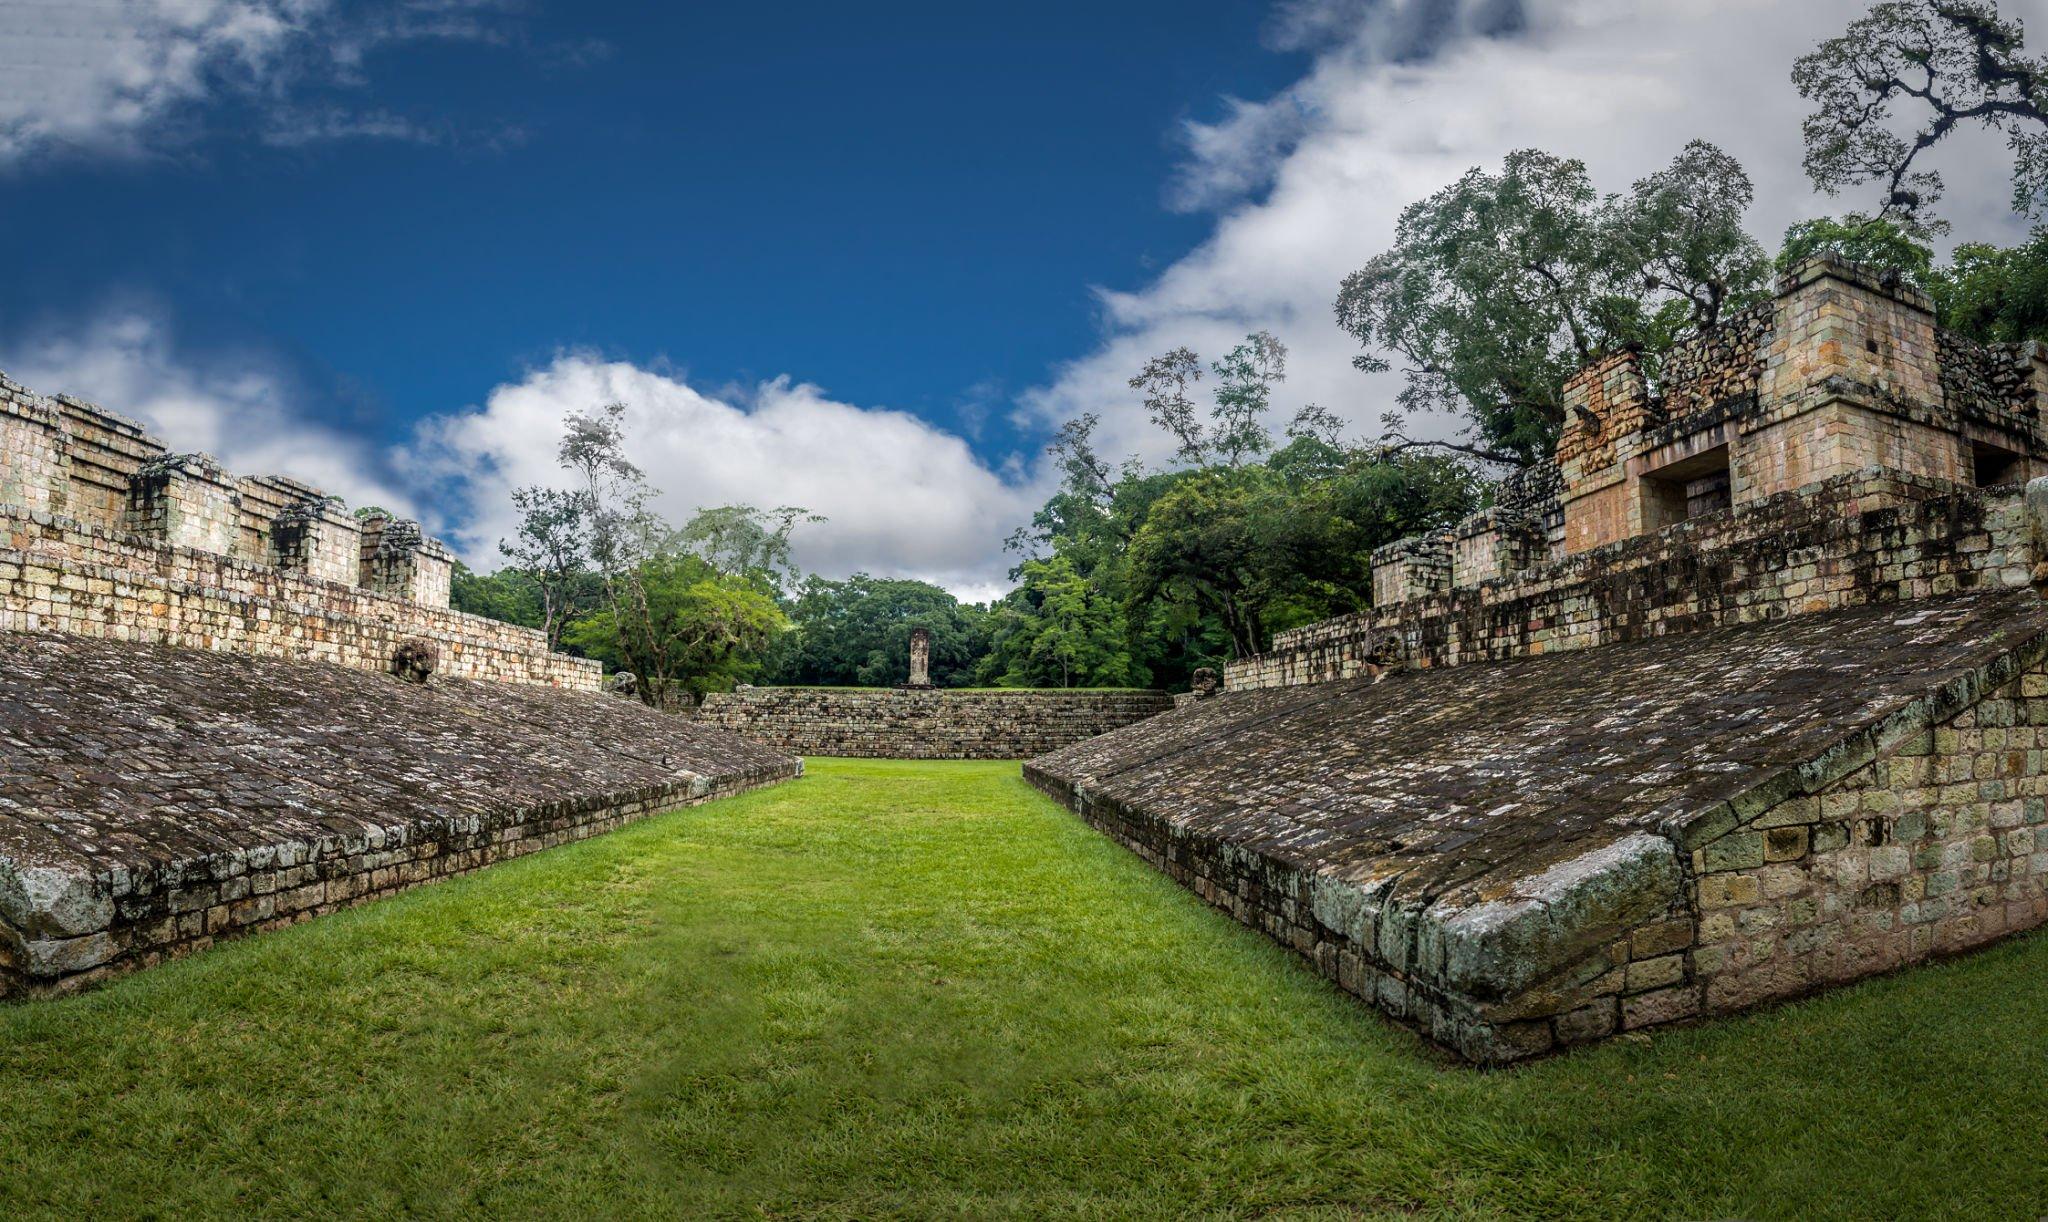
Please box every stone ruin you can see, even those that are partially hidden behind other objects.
[1028,256,2048,1061]
[899,626,935,690]
[699,684,1175,760]
[697,625,1175,760]
[0,377,800,998]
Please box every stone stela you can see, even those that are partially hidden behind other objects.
[899,626,934,690]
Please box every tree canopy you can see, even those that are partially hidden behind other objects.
[1795,0,2047,228]
[1335,142,1769,466]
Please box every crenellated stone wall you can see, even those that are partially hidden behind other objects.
[1232,471,2028,690]
[697,687,1176,759]
[0,369,592,689]
[1247,257,2048,694]
[0,509,598,688]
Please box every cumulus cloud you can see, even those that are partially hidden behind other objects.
[1028,0,2033,469]
[2,317,1035,597]
[405,355,1039,600]
[0,0,525,165]
[1,309,414,513]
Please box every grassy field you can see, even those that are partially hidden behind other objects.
[2,758,2044,1219]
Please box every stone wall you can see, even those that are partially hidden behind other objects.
[0,506,598,688]
[1030,589,2048,1062]
[0,368,589,689]
[697,687,1176,759]
[1230,470,2028,690]
[0,633,800,998]
[1371,257,2048,602]
[1674,653,2048,1024]
[1657,298,1771,416]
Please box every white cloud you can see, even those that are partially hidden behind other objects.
[0,0,523,165]
[1026,0,2035,468]
[405,355,1040,599]
[1,308,415,513]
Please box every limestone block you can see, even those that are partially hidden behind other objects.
[123,453,241,554]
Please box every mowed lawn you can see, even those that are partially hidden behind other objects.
[3,760,2045,1219]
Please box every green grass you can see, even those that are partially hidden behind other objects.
[2,758,2044,1219]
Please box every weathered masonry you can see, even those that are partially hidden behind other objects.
[1028,256,2048,1062]
[0,372,800,997]
[700,686,1175,759]
[0,373,595,688]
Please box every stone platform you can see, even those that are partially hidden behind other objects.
[1026,592,2048,1062]
[0,633,801,997]
[697,687,1175,759]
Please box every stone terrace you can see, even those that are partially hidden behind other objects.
[698,687,1176,759]
[1029,258,2048,1061]
[0,633,801,998]
[1028,592,2048,1062]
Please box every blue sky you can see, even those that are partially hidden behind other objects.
[0,2,1299,464]
[0,1,2032,595]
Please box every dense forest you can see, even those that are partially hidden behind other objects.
[454,0,2048,698]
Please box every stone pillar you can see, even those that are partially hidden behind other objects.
[901,626,934,689]
[270,495,363,586]
[123,453,241,554]
[1558,351,1662,554]
[1450,507,1539,589]
[1737,255,1962,502]
[1371,535,1451,607]
[0,377,71,515]
[357,513,455,607]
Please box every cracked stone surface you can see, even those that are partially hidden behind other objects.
[0,632,800,993]
[1026,592,2048,1059]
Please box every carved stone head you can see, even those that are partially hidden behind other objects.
[392,637,439,684]
[1191,667,1220,699]
[608,670,639,697]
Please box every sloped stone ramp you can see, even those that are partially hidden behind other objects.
[1027,592,2048,1062]
[0,634,800,996]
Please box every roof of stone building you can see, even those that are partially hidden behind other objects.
[0,633,797,878]
[1030,591,2048,911]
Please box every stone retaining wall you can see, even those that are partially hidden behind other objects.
[0,506,598,688]
[0,633,799,998]
[1031,592,2048,1062]
[697,687,1175,759]
[1228,470,2030,690]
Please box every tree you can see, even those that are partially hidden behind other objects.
[1209,331,1285,466]
[679,503,821,595]
[1795,1,2048,227]
[988,555,1140,688]
[1286,403,1347,449]
[449,562,544,630]
[1128,346,1207,464]
[565,552,787,698]
[1776,213,1938,282]
[1123,468,1325,660]
[1934,228,2048,341]
[1337,144,1771,466]
[1045,413,1116,508]
[554,402,735,699]
[499,485,592,649]
[1335,149,1613,466]
[765,575,989,688]
[1606,140,1772,336]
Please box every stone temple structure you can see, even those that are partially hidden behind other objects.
[0,379,799,998]
[1028,256,2048,1061]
